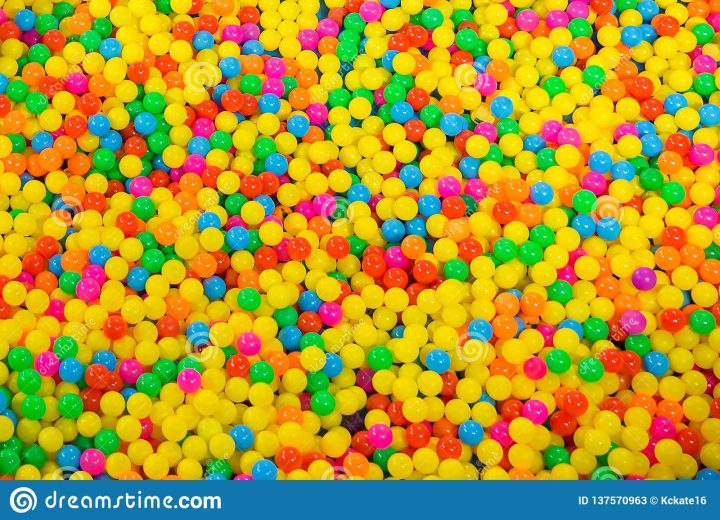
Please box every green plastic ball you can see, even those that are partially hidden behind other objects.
[547,280,573,304]
[544,445,570,469]
[583,318,609,342]
[310,390,336,416]
[28,44,51,65]
[306,372,330,393]
[660,181,686,205]
[237,288,261,311]
[368,347,393,371]
[493,238,518,262]
[58,393,84,419]
[372,447,396,472]
[59,271,81,294]
[131,196,156,221]
[6,80,30,103]
[0,448,21,476]
[142,92,166,114]
[572,189,597,214]
[21,444,47,469]
[249,361,274,384]
[443,259,469,281]
[689,310,715,335]
[625,335,651,357]
[94,429,121,455]
[21,395,46,420]
[421,8,444,29]
[205,458,232,478]
[16,369,42,395]
[545,349,571,374]
[530,224,555,247]
[53,336,79,360]
[591,466,621,480]
[638,168,663,190]
[152,359,178,383]
[578,357,605,382]
[136,373,162,397]
[518,241,543,266]
[274,307,298,327]
[8,347,33,371]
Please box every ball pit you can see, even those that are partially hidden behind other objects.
[0,0,719,482]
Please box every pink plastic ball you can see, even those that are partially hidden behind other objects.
[437,176,461,197]
[367,424,393,449]
[35,351,60,377]
[177,368,202,393]
[523,357,547,380]
[474,73,497,96]
[118,358,143,385]
[75,278,100,302]
[79,449,106,476]
[318,302,342,326]
[620,310,646,335]
[82,265,107,284]
[65,73,88,95]
[489,420,513,447]
[129,177,153,196]
[384,246,409,269]
[237,332,262,356]
[521,399,549,424]
[516,10,539,31]
[264,57,286,78]
[359,1,383,22]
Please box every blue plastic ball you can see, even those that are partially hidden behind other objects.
[458,420,484,446]
[229,425,254,450]
[644,351,669,376]
[251,459,278,480]
[218,57,241,78]
[425,349,451,373]
[490,96,513,118]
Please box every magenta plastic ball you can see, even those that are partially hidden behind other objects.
[79,449,106,476]
[129,176,153,196]
[631,267,657,290]
[177,368,202,393]
[318,302,342,326]
[694,206,719,227]
[523,357,547,380]
[620,310,646,335]
[367,424,393,449]
[118,359,143,385]
[521,400,549,424]
[437,176,461,197]
[237,332,262,356]
[35,351,60,377]
[75,278,101,302]
[489,420,512,448]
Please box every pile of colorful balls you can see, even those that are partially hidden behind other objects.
[0,0,719,480]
